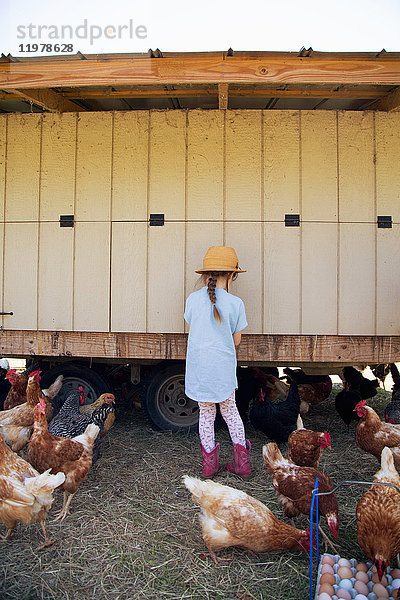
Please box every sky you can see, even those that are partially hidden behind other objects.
[1,0,400,56]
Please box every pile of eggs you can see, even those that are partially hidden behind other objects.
[317,554,400,600]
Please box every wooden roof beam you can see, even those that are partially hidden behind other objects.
[4,87,86,112]
[368,86,400,111]
[1,55,399,89]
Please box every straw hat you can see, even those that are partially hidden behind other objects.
[195,246,246,273]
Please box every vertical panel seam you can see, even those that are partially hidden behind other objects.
[109,111,115,333]
[36,115,43,331]
[222,110,226,244]
[72,113,78,331]
[260,110,265,334]
[373,111,377,336]
[184,110,188,333]
[1,115,8,317]
[298,111,303,335]
[336,111,340,335]
[145,111,151,333]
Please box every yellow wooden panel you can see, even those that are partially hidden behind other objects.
[184,221,224,294]
[111,222,147,332]
[187,110,223,221]
[75,112,112,221]
[226,111,262,221]
[264,222,301,334]
[338,223,375,335]
[0,115,6,223]
[40,113,76,221]
[264,111,300,221]
[148,111,186,220]
[38,222,73,330]
[112,111,149,221]
[3,223,38,330]
[0,222,3,328]
[226,222,262,333]
[377,225,400,334]
[73,222,110,332]
[302,223,338,334]
[338,112,375,223]
[301,111,338,222]
[376,112,400,222]
[5,114,41,222]
[147,223,185,333]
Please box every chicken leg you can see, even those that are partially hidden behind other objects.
[36,520,55,550]
[53,491,75,522]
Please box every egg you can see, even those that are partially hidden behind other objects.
[392,569,400,579]
[319,583,335,596]
[318,593,333,600]
[356,571,370,584]
[338,567,354,580]
[371,573,388,586]
[338,579,354,591]
[338,559,352,568]
[372,582,389,597]
[367,593,377,600]
[336,589,352,600]
[356,563,369,573]
[320,573,336,586]
[392,578,400,590]
[322,564,335,575]
[354,581,369,596]
[322,554,336,566]
[354,595,369,600]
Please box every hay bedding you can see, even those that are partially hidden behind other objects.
[0,386,392,600]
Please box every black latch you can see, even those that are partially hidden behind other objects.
[377,215,392,229]
[285,214,300,227]
[149,213,165,226]
[60,215,74,228]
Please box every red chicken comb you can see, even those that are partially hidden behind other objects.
[354,399,367,411]
[321,431,331,449]
[78,386,86,405]
[5,368,17,379]
[29,370,42,380]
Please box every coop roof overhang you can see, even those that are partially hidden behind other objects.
[0,49,400,113]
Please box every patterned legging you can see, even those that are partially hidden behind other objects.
[198,391,246,452]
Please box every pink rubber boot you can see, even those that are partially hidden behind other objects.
[225,440,252,479]
[201,443,221,478]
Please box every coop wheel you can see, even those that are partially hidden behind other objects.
[40,365,110,412]
[141,363,199,432]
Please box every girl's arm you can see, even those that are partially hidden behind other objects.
[233,331,242,347]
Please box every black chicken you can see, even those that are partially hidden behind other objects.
[384,364,400,424]
[335,367,378,431]
[250,381,300,443]
[342,367,379,400]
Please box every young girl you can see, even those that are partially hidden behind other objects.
[184,246,251,479]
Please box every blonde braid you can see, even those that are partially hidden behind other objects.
[206,273,222,323]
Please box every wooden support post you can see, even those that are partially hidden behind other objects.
[218,83,228,109]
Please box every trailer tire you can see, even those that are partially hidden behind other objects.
[40,365,110,413]
[141,364,199,432]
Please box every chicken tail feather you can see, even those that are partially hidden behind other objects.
[262,442,286,472]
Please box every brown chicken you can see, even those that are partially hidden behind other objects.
[0,371,46,451]
[356,446,400,580]
[283,368,332,415]
[80,393,115,438]
[183,476,311,563]
[0,433,65,548]
[3,369,27,410]
[263,442,339,548]
[26,398,100,521]
[354,400,400,467]
[287,415,331,468]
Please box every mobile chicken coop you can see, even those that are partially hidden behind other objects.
[0,49,399,430]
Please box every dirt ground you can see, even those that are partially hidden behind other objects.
[0,385,393,600]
